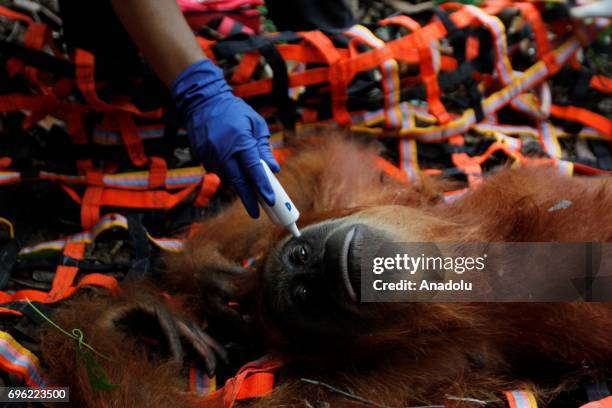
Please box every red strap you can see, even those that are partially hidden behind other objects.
[0,289,48,303]
[582,397,612,408]
[194,173,221,206]
[235,373,275,400]
[85,169,105,186]
[148,157,168,189]
[204,356,284,407]
[76,273,120,296]
[231,51,260,85]
[0,307,22,317]
[116,112,149,167]
[414,32,451,124]
[591,75,612,94]
[550,105,612,138]
[75,50,162,119]
[0,262,119,305]
[278,44,350,64]
[515,3,550,58]
[0,94,57,113]
[300,31,352,126]
[380,15,421,32]
[450,136,482,187]
[46,241,85,302]
[196,36,216,61]
[374,157,409,184]
[81,186,104,230]
[0,6,33,24]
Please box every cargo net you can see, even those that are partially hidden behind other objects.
[0,0,609,398]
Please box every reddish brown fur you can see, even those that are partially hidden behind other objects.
[41,133,612,407]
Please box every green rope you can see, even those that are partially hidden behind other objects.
[26,298,118,390]
[26,299,114,362]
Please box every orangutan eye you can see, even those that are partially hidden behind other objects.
[293,284,309,304]
[290,243,311,265]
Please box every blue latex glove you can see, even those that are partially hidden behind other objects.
[171,59,280,218]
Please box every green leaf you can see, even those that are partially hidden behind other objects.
[76,348,118,391]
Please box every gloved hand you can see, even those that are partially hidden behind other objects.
[171,59,280,218]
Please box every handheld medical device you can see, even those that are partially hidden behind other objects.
[258,160,301,238]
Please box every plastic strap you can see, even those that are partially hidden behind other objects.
[582,397,612,408]
[65,176,218,229]
[450,136,482,187]
[550,105,612,138]
[414,30,450,124]
[344,25,402,128]
[0,331,47,388]
[116,112,150,167]
[504,390,538,408]
[47,241,85,302]
[203,355,284,407]
[591,75,612,94]
[299,31,351,126]
[0,5,34,24]
[231,51,260,85]
[188,367,216,396]
[75,49,163,119]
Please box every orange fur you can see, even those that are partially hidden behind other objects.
[41,133,612,407]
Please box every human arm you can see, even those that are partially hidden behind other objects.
[110,0,279,217]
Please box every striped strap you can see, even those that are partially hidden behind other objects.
[0,331,47,388]
[188,367,216,396]
[505,390,538,408]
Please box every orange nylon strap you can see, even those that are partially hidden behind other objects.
[380,14,421,32]
[46,241,85,302]
[582,396,612,408]
[450,136,482,187]
[62,108,88,144]
[75,50,162,119]
[148,157,168,189]
[196,36,217,61]
[0,289,48,303]
[235,373,275,400]
[116,112,149,167]
[231,51,260,85]
[466,35,480,61]
[75,273,120,296]
[203,355,284,407]
[0,94,57,113]
[61,175,218,229]
[94,183,201,209]
[514,3,550,58]
[375,156,409,184]
[414,32,450,124]
[0,270,119,305]
[234,9,475,101]
[550,105,612,138]
[278,44,350,64]
[74,183,201,229]
[0,307,22,317]
[81,186,104,230]
[591,75,612,94]
[300,31,352,126]
[193,173,221,206]
[85,169,105,187]
[0,6,33,24]
[22,23,48,87]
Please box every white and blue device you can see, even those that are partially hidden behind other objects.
[258,160,301,238]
